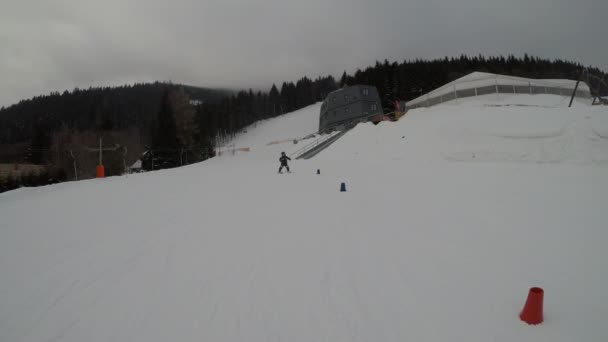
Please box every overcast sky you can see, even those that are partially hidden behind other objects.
[1,0,606,107]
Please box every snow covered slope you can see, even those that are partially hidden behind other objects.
[221,103,321,161]
[1,96,607,342]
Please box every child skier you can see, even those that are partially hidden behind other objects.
[278,152,291,173]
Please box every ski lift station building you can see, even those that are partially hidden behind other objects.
[319,85,383,132]
[404,72,592,109]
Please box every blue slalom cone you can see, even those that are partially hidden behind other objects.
[340,182,346,192]
[317,169,320,175]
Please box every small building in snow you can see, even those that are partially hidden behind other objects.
[319,85,383,132]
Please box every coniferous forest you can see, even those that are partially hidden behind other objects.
[1,55,607,192]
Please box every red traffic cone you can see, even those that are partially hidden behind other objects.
[520,287,544,325]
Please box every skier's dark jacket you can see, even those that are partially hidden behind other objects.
[279,155,291,165]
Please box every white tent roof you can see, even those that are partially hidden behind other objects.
[406,72,590,107]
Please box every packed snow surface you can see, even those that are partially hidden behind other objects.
[1,96,608,342]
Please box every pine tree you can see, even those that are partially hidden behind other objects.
[144,90,181,170]
[170,88,199,148]
[339,71,348,88]
[268,84,280,117]
[28,123,50,164]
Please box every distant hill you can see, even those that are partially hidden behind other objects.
[0,82,232,145]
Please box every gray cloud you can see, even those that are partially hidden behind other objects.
[1,0,606,107]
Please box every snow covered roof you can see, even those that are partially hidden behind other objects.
[130,160,142,169]
[444,71,588,89]
[406,72,591,108]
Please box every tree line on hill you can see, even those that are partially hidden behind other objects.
[339,54,608,110]
[0,54,606,192]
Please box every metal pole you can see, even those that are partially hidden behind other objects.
[99,137,102,165]
[123,147,128,174]
[70,150,78,181]
[569,80,581,108]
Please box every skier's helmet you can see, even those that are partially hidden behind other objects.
[281,151,286,155]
